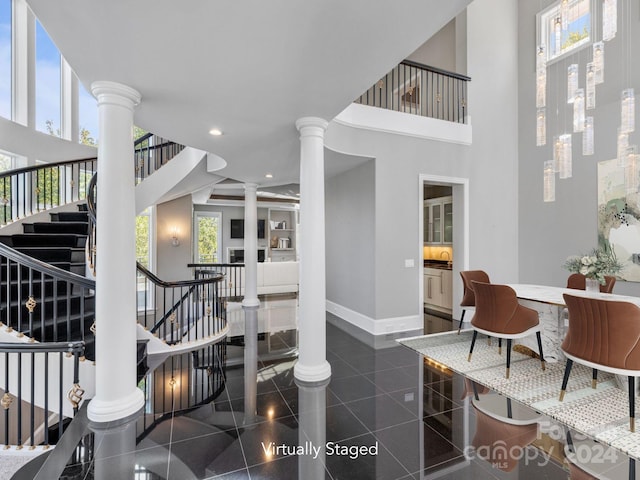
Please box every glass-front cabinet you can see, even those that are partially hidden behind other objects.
[424,196,452,245]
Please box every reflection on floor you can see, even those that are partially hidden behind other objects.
[14,298,580,479]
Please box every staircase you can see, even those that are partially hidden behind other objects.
[0,204,96,359]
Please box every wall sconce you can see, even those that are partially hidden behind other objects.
[169,376,178,389]
[171,226,180,247]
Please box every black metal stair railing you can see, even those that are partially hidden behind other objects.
[137,263,226,346]
[0,158,97,227]
[355,60,471,124]
[188,263,245,300]
[134,133,185,185]
[0,340,84,449]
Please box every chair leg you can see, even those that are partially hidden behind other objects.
[498,338,502,355]
[559,358,574,401]
[468,330,478,362]
[506,339,512,379]
[471,381,480,401]
[507,397,513,419]
[535,331,546,371]
[592,369,598,389]
[629,376,636,433]
[487,336,492,346]
[457,310,466,334]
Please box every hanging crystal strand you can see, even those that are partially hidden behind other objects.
[536,66,547,108]
[621,88,635,133]
[554,17,562,56]
[573,89,585,132]
[559,134,572,179]
[625,146,639,194]
[603,0,617,41]
[536,45,546,69]
[561,0,570,30]
[553,135,563,171]
[618,128,629,166]
[537,108,546,146]
[544,160,556,202]
[586,63,596,109]
[583,117,594,155]
[567,64,578,103]
[592,42,604,84]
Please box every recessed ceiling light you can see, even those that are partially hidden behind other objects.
[209,128,223,136]
[265,173,273,178]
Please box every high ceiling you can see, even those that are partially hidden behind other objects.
[27,0,470,190]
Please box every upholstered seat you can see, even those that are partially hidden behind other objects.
[560,294,640,432]
[566,273,616,293]
[458,270,490,334]
[467,281,545,378]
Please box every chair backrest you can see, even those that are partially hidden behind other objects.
[460,270,490,307]
[471,282,539,334]
[562,294,640,370]
[566,273,616,293]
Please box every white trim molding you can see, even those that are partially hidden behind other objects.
[326,300,421,335]
[334,103,472,145]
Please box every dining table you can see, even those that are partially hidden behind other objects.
[506,284,640,363]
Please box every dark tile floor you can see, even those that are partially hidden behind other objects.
[16,312,576,479]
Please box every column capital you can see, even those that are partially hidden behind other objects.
[91,81,141,110]
[296,117,328,137]
[244,182,258,192]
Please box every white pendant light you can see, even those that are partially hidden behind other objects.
[603,0,617,42]
[544,160,556,202]
[617,128,629,166]
[537,108,546,146]
[621,88,635,133]
[583,116,594,155]
[592,42,604,84]
[573,88,585,132]
[553,135,562,171]
[625,146,639,194]
[559,134,572,179]
[536,66,547,108]
[586,62,596,109]
[567,64,579,104]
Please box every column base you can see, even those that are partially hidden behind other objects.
[242,298,260,308]
[294,360,332,382]
[87,388,145,423]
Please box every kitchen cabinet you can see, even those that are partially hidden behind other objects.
[424,196,452,245]
[424,267,453,313]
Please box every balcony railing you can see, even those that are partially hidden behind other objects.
[354,60,470,124]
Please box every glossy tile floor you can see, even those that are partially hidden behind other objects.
[14,305,576,479]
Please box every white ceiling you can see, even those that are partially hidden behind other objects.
[27,0,470,191]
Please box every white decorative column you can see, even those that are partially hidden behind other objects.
[242,183,260,308]
[294,117,331,382]
[88,81,144,422]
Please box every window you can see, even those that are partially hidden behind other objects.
[35,20,61,136]
[194,212,221,263]
[136,207,155,308]
[78,79,98,145]
[538,0,592,63]
[0,0,10,119]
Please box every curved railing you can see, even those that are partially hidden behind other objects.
[0,157,97,226]
[134,133,185,185]
[355,59,471,124]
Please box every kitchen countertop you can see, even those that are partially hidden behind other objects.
[423,260,452,270]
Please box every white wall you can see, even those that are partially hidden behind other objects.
[156,196,193,282]
[408,19,457,72]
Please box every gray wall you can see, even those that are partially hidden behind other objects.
[324,0,520,329]
[408,19,457,72]
[326,160,376,318]
[156,195,193,282]
[518,0,640,296]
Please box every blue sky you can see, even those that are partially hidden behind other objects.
[0,7,98,143]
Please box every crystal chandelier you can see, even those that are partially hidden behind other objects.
[567,64,578,103]
[625,146,639,194]
[586,63,596,109]
[558,134,572,179]
[537,108,546,146]
[583,116,594,155]
[536,66,546,108]
[603,0,617,41]
[617,128,629,167]
[621,88,635,133]
[592,42,604,84]
[544,160,556,202]
[573,88,585,132]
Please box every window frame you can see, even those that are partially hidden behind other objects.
[193,211,222,264]
[537,0,594,65]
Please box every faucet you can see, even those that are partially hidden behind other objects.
[440,251,452,265]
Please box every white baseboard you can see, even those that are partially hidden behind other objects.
[326,300,421,335]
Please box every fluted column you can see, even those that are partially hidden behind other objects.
[242,183,260,308]
[87,81,144,422]
[294,117,331,382]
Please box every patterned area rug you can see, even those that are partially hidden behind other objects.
[398,330,640,460]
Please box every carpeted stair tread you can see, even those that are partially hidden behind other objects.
[0,233,86,248]
[50,212,89,222]
[14,246,86,263]
[22,222,88,234]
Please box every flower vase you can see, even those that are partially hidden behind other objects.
[585,278,600,293]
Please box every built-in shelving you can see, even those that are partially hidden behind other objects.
[268,208,298,261]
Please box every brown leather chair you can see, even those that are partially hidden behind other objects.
[560,294,640,432]
[566,273,616,293]
[458,270,490,334]
[468,282,545,379]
